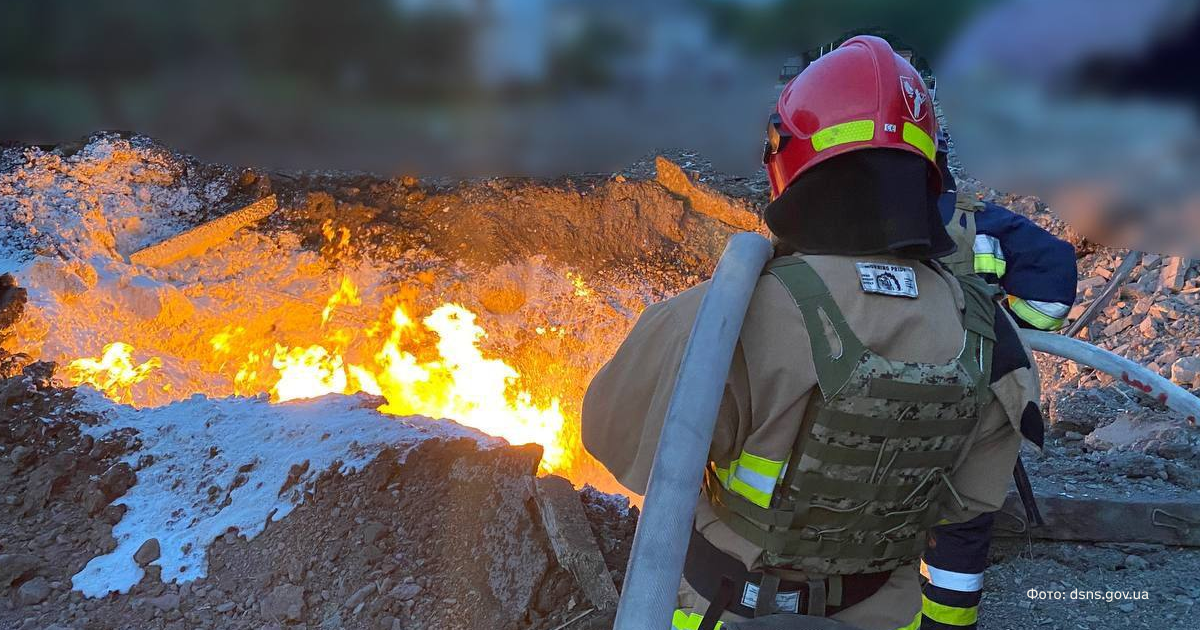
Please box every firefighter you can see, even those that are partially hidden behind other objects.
[920,128,1071,630]
[937,131,1078,331]
[582,36,1039,630]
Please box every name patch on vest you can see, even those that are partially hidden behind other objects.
[856,262,918,298]
[741,583,801,613]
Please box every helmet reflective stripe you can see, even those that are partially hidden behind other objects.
[811,120,875,152]
[902,122,935,160]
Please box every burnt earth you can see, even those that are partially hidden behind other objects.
[0,362,609,630]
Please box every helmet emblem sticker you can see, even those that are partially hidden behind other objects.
[900,76,928,122]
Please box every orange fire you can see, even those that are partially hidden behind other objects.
[65,342,164,405]
[63,281,572,473]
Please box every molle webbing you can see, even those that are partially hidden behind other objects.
[866,379,964,403]
[815,407,976,438]
[704,257,995,573]
[707,470,941,531]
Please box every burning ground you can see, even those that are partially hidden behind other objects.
[0,133,757,488]
[0,133,742,629]
[1,133,1199,629]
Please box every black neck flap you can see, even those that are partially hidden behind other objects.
[765,149,956,260]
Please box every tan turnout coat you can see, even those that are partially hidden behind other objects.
[582,253,1039,629]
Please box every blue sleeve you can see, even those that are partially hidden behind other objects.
[975,202,1077,307]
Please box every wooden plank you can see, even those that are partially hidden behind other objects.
[995,491,1200,546]
[1066,251,1141,338]
[655,156,761,231]
[534,475,620,611]
[129,194,278,267]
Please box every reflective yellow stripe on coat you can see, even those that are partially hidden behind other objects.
[673,610,723,629]
[725,450,785,508]
[971,235,1007,277]
[1008,296,1069,331]
[921,595,979,626]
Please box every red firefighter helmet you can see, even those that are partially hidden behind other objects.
[763,35,941,198]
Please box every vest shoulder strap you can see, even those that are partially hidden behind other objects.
[942,193,984,277]
[765,257,866,399]
[957,274,998,341]
[955,273,998,398]
[955,191,984,213]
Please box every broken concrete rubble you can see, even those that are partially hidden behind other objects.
[997,491,1200,546]
[1160,256,1192,293]
[534,475,620,611]
[1172,356,1200,387]
[654,155,763,232]
[0,273,26,342]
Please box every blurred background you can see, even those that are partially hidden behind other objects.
[0,0,991,177]
[4,0,1198,254]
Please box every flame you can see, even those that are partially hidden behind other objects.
[321,276,361,325]
[377,304,568,470]
[567,271,591,297]
[65,275,574,473]
[65,342,162,405]
[271,344,349,402]
[263,301,570,471]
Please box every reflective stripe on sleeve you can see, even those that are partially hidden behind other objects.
[921,595,979,626]
[971,235,1007,277]
[973,254,1007,277]
[921,562,984,592]
[1008,296,1069,330]
[972,234,1004,258]
[727,451,785,508]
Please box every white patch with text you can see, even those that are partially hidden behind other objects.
[741,583,801,613]
[857,262,918,298]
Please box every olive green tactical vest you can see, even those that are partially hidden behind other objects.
[704,257,996,575]
[942,192,984,277]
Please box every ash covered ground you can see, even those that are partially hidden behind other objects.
[1,133,1199,629]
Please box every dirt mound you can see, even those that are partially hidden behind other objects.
[0,359,629,629]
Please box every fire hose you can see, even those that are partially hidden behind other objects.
[1019,329,1200,425]
[613,232,774,630]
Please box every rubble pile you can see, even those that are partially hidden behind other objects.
[0,357,630,630]
[956,187,1200,494]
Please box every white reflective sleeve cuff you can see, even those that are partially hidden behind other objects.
[921,561,984,592]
